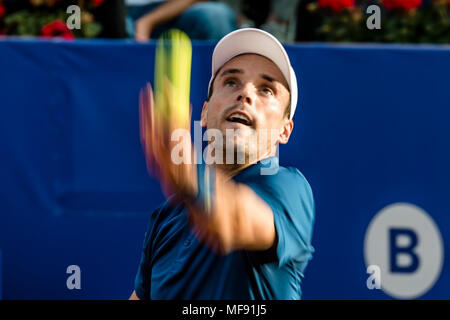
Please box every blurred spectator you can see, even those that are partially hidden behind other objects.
[222,0,301,42]
[93,0,127,38]
[295,0,323,42]
[125,0,237,41]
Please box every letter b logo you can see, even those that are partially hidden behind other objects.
[389,228,419,273]
[365,203,443,299]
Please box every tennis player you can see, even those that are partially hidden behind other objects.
[130,28,315,300]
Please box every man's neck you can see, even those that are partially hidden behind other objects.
[214,162,252,180]
[214,154,274,180]
[211,147,278,180]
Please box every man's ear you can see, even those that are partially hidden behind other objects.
[200,101,208,128]
[278,119,294,144]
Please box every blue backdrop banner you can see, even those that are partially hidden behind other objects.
[0,39,449,299]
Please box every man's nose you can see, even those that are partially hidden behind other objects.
[236,84,254,105]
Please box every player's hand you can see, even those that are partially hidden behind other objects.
[140,83,237,254]
[186,172,240,254]
[139,83,230,254]
[139,83,197,203]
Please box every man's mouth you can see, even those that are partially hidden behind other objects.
[226,111,253,126]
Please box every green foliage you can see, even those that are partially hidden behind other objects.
[1,3,102,39]
[308,1,450,43]
[416,1,450,43]
[316,8,365,42]
[82,20,102,38]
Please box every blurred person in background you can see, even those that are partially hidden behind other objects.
[222,0,301,42]
[93,0,128,38]
[125,0,237,41]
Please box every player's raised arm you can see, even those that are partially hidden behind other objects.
[186,174,277,254]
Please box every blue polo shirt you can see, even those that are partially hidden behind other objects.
[134,156,315,300]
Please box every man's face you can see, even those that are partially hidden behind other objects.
[201,53,293,163]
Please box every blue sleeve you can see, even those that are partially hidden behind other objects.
[245,167,315,267]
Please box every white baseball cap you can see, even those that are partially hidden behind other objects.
[208,28,298,120]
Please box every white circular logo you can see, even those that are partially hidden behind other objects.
[364,202,444,299]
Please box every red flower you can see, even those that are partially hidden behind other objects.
[382,0,422,10]
[318,0,355,12]
[0,4,6,19]
[92,0,104,6]
[41,20,75,40]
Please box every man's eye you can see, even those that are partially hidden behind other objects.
[225,79,236,87]
[262,87,274,95]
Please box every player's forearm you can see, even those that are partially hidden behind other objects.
[188,178,276,254]
[140,0,201,29]
[226,182,276,251]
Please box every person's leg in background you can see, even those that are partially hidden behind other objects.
[126,2,162,38]
[231,0,271,29]
[261,0,301,43]
[219,0,252,27]
[219,0,300,43]
[125,1,236,41]
[172,1,237,40]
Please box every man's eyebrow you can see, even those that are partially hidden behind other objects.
[260,74,277,83]
[219,68,243,78]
